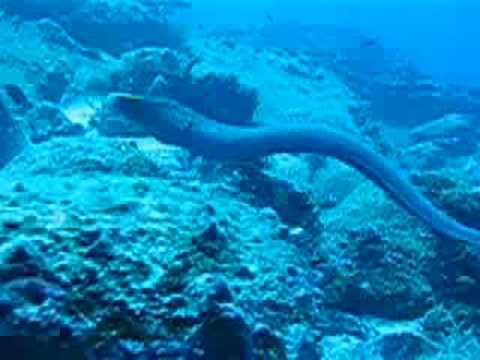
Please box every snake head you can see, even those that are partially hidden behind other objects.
[108,92,195,147]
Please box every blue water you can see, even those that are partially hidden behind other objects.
[186,0,480,87]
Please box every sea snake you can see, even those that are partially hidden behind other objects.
[111,93,480,246]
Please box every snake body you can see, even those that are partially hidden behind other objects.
[112,94,480,245]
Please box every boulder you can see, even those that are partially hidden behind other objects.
[0,98,28,169]
[187,304,253,360]
[24,102,84,143]
[1,0,190,55]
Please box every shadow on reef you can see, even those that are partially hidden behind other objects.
[0,337,88,360]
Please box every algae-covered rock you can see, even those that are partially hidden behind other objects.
[321,227,434,320]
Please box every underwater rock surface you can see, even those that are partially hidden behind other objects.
[1,8,480,360]
[0,97,28,169]
[1,0,190,55]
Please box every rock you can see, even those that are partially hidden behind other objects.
[254,25,480,129]
[97,47,259,128]
[404,113,480,165]
[0,292,18,317]
[192,221,228,257]
[163,294,189,310]
[235,265,256,280]
[114,47,192,94]
[410,113,479,144]
[0,241,53,283]
[4,277,65,305]
[319,335,363,359]
[286,325,322,360]
[207,277,234,304]
[1,0,82,19]
[0,240,77,354]
[2,0,190,55]
[78,227,103,247]
[295,338,320,360]
[286,264,301,277]
[170,70,259,125]
[3,84,33,111]
[252,323,287,359]
[2,215,23,230]
[4,137,168,177]
[401,142,447,170]
[236,164,317,228]
[0,334,88,360]
[410,171,480,305]
[37,61,74,103]
[312,311,369,339]
[287,227,318,252]
[322,227,434,319]
[182,274,235,325]
[24,102,84,143]
[84,238,113,261]
[0,98,28,169]
[67,1,188,55]
[411,171,480,231]
[187,304,253,360]
[35,19,106,60]
[102,339,187,360]
[374,332,433,360]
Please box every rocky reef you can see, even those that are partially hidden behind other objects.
[1,0,191,55]
[0,97,28,168]
[1,6,480,360]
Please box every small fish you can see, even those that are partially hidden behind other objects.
[360,39,378,49]
[266,12,274,24]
